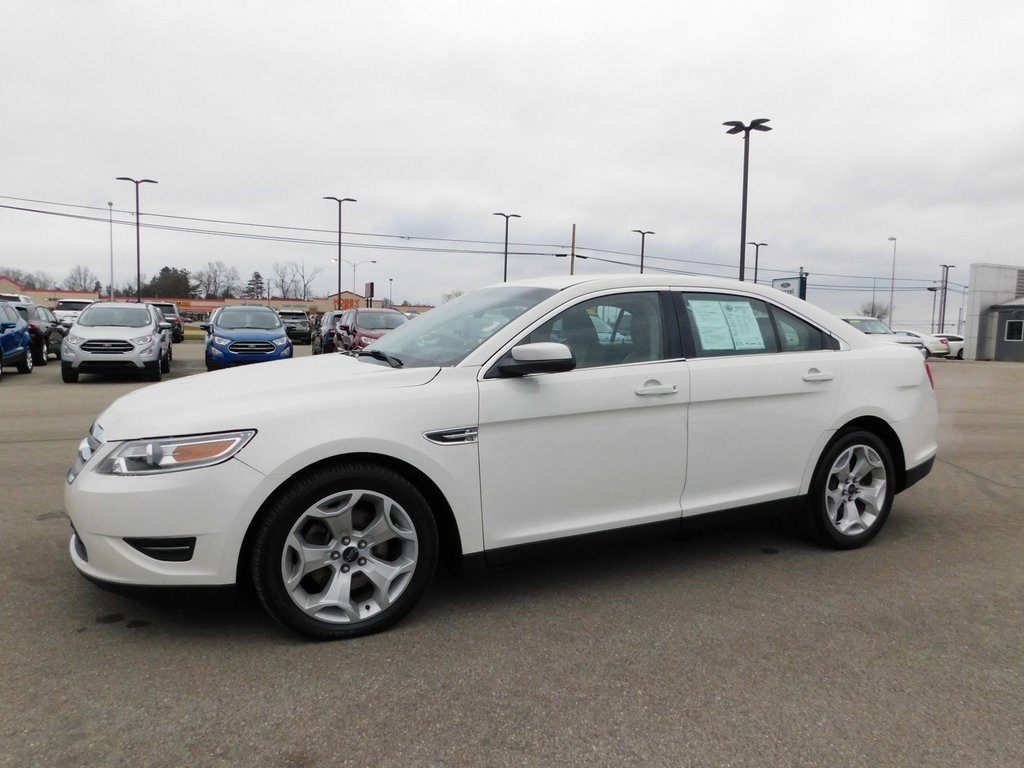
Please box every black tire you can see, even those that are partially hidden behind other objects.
[61,363,79,383]
[33,338,49,366]
[160,348,171,373]
[147,361,162,382]
[804,430,894,549]
[16,349,33,374]
[311,337,322,355]
[251,462,438,640]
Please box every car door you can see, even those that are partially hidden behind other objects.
[476,290,690,551]
[676,291,842,516]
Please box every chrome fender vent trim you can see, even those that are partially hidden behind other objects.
[423,427,478,445]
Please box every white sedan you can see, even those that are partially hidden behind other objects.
[65,275,938,639]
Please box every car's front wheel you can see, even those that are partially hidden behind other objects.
[61,362,78,383]
[251,463,438,640]
[804,430,894,549]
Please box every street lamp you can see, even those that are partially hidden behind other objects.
[938,264,956,333]
[323,196,357,309]
[388,277,393,308]
[888,236,897,325]
[333,258,377,301]
[115,176,158,302]
[927,286,940,333]
[723,119,771,281]
[632,230,654,274]
[493,212,520,282]
[747,242,767,283]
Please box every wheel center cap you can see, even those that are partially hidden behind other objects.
[341,546,360,563]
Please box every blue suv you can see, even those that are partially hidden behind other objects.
[0,301,34,380]
[202,305,293,371]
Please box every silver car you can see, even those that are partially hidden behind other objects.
[61,302,172,383]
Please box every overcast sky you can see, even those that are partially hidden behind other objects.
[2,0,1020,328]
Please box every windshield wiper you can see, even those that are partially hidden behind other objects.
[356,349,404,368]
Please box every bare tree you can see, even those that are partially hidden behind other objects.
[293,261,323,301]
[0,267,57,290]
[194,261,241,298]
[858,301,891,323]
[63,265,100,292]
[270,262,300,299]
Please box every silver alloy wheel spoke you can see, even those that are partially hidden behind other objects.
[825,445,887,536]
[281,488,419,624]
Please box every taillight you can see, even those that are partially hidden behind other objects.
[925,361,935,389]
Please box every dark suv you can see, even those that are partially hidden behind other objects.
[151,302,185,343]
[277,310,312,344]
[13,302,63,365]
[311,310,344,354]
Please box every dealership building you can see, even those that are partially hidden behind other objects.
[964,264,1024,362]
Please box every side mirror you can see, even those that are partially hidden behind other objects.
[199,323,210,333]
[61,318,74,328]
[488,342,576,378]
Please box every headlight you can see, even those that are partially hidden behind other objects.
[130,334,157,345]
[96,430,256,475]
[66,334,84,345]
[213,335,231,346]
[272,337,291,347]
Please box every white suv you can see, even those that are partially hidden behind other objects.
[54,299,96,323]
[61,302,172,383]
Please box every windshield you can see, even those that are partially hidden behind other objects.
[57,300,93,311]
[844,317,893,335]
[358,311,407,330]
[78,306,152,328]
[216,309,283,330]
[366,285,557,367]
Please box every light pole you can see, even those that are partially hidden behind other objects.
[747,242,767,283]
[115,176,157,302]
[632,230,654,273]
[938,264,956,333]
[927,286,939,332]
[888,236,897,325]
[323,196,357,309]
[723,119,771,281]
[493,212,520,282]
[107,201,114,301]
[388,277,393,308]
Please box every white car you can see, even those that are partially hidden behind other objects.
[65,275,938,639]
[892,329,950,358]
[839,316,927,356]
[937,333,964,359]
[61,301,172,383]
[53,298,96,324]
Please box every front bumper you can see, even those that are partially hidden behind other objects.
[65,455,269,586]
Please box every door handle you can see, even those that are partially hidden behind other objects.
[635,382,679,396]
[802,368,834,382]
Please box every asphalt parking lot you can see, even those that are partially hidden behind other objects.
[1,345,1021,768]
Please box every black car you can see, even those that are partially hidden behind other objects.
[277,310,312,344]
[151,302,185,343]
[311,310,344,354]
[14,302,63,365]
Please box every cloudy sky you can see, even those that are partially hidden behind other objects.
[2,0,1020,328]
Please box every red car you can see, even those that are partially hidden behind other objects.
[336,308,408,353]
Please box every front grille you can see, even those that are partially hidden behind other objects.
[228,340,275,354]
[81,339,134,354]
[124,537,197,562]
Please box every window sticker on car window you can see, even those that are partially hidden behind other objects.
[689,299,765,351]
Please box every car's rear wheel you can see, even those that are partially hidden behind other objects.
[805,430,894,549]
[61,362,78,383]
[33,338,49,366]
[251,463,438,640]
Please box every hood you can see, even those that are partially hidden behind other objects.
[212,325,287,342]
[95,354,441,440]
[71,323,154,340]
